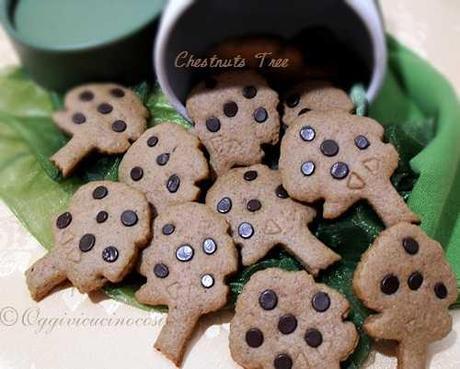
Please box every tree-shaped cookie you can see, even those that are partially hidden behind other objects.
[26,181,151,301]
[119,122,209,213]
[283,80,354,126]
[186,71,280,176]
[135,202,238,365]
[230,268,358,369]
[279,111,419,227]
[51,83,149,176]
[353,223,457,369]
[206,164,340,275]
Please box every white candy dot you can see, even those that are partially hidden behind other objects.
[201,274,214,288]
[176,245,194,262]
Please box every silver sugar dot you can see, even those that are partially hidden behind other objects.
[300,126,315,141]
[201,274,215,288]
[203,238,217,255]
[301,161,315,176]
[176,245,194,262]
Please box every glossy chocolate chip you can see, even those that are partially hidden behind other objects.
[112,120,127,132]
[154,263,169,278]
[408,272,423,290]
[320,140,339,157]
[243,86,257,99]
[56,212,72,229]
[253,107,268,123]
[312,291,331,312]
[259,289,277,310]
[130,167,143,181]
[72,113,86,124]
[121,210,138,227]
[275,185,289,199]
[299,126,315,142]
[92,186,108,199]
[245,328,264,348]
[355,135,370,150]
[156,153,170,166]
[247,199,262,212]
[102,246,119,262]
[244,170,258,181]
[162,224,175,235]
[79,234,96,252]
[278,314,297,334]
[274,354,292,369]
[110,88,125,98]
[286,93,300,108]
[202,238,217,254]
[380,274,400,295]
[147,135,159,147]
[305,328,323,348]
[435,282,448,299]
[206,117,221,132]
[167,174,180,193]
[223,101,238,117]
[330,162,349,179]
[201,274,215,288]
[403,237,419,255]
[238,222,254,239]
[217,197,232,213]
[176,245,194,262]
[301,161,315,176]
[79,90,94,101]
[98,103,113,114]
[96,211,108,223]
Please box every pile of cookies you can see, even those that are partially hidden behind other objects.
[26,74,456,369]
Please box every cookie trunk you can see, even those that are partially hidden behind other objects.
[398,341,427,369]
[51,137,93,177]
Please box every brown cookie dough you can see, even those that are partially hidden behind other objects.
[118,122,209,213]
[353,223,458,369]
[26,181,152,301]
[283,80,355,127]
[51,83,149,176]
[186,71,280,176]
[135,202,238,366]
[206,164,340,274]
[230,268,358,369]
[279,111,419,227]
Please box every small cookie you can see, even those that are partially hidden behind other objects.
[206,164,340,274]
[51,83,149,176]
[186,71,280,176]
[279,111,419,227]
[118,123,209,213]
[283,80,354,126]
[230,268,358,369]
[353,223,458,369]
[135,203,238,365]
[26,181,151,301]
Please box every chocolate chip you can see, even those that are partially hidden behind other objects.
[223,101,238,117]
[299,126,315,142]
[301,161,315,176]
[167,174,180,193]
[121,210,138,226]
[56,212,72,229]
[156,153,170,166]
[355,135,370,150]
[72,113,86,124]
[92,186,108,199]
[259,289,277,310]
[96,211,108,223]
[275,185,289,199]
[435,282,448,299]
[206,117,221,132]
[112,120,127,132]
[238,222,254,239]
[79,234,95,252]
[204,78,217,89]
[312,291,331,312]
[380,274,400,295]
[110,88,125,98]
[201,274,215,288]
[253,107,268,123]
[274,354,292,369]
[147,136,159,147]
[247,199,262,212]
[97,103,113,114]
[305,328,323,348]
[408,272,423,290]
[154,263,169,278]
[243,86,257,99]
[79,90,94,101]
[102,246,119,262]
[217,197,232,213]
[244,170,258,181]
[278,314,297,334]
[176,245,194,262]
[403,237,419,255]
[320,139,339,157]
[202,238,217,254]
[330,162,349,179]
[245,328,264,348]
[162,223,175,235]
[286,93,300,108]
[130,167,143,181]
[298,108,311,116]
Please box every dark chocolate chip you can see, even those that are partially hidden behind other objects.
[72,113,86,124]
[102,246,119,262]
[217,197,232,213]
[435,282,448,299]
[301,161,315,176]
[403,237,419,255]
[202,238,217,254]
[121,210,138,227]
[299,126,315,142]
[79,234,96,252]
[247,199,262,212]
[223,101,238,117]
[380,274,400,295]
[275,185,289,199]
[305,328,323,348]
[204,78,217,89]
[278,314,297,334]
[112,120,127,132]
[156,153,170,166]
[286,93,300,108]
[245,328,264,348]
[298,108,311,116]
[154,263,169,278]
[243,86,257,99]
[274,354,292,369]
[56,212,72,229]
[130,167,144,181]
[330,162,349,179]
[79,90,94,101]
[408,272,423,290]
[253,107,268,123]
[259,289,277,310]
[244,170,258,181]
[92,186,108,199]
[110,88,125,98]
[96,211,108,223]
[355,135,370,150]
[238,222,254,239]
[147,135,159,147]
[162,223,175,235]
[312,292,331,312]
[206,117,221,132]
[97,103,113,114]
[167,174,180,193]
[320,139,339,157]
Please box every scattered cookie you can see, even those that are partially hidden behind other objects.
[283,80,354,126]
[353,223,457,369]
[230,268,358,369]
[26,181,151,301]
[135,202,238,365]
[51,83,149,176]
[186,71,280,176]
[279,111,419,227]
[206,164,340,274]
[118,122,209,213]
